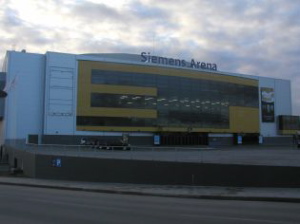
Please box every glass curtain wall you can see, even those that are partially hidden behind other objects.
[77,69,258,129]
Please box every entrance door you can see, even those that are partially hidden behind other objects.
[160,133,208,146]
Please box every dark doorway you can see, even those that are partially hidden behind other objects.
[14,158,18,168]
[160,133,208,146]
[234,133,259,145]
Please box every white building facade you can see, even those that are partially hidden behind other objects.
[0,50,296,146]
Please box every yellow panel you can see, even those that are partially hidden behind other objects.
[77,125,236,133]
[229,106,259,133]
[77,126,157,132]
[78,107,157,118]
[77,107,259,133]
[160,127,232,133]
[77,62,92,112]
[77,61,159,117]
[78,60,258,87]
[77,61,259,133]
[90,84,157,96]
[279,130,298,135]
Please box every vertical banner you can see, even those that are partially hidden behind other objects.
[261,87,275,122]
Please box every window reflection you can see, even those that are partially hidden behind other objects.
[91,93,157,109]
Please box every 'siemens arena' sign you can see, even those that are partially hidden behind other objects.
[141,52,217,71]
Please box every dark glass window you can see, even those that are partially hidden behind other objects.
[81,69,259,129]
[77,116,156,127]
[279,116,300,130]
[91,70,156,87]
[91,93,157,109]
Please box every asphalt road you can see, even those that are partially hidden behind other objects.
[0,185,299,224]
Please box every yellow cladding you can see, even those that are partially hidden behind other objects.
[77,125,258,133]
[77,60,259,132]
[77,106,259,133]
[78,60,258,87]
[90,84,157,96]
[78,107,157,118]
[76,126,236,132]
[77,126,157,132]
[77,61,157,118]
[279,130,298,135]
[229,106,259,133]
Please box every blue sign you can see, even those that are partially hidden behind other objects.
[52,157,62,167]
[237,136,243,145]
[154,135,160,145]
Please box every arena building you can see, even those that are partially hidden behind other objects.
[0,50,298,146]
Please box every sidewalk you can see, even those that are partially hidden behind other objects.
[0,176,300,203]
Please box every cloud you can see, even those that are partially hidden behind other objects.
[2,7,23,27]
[126,0,169,19]
[0,0,299,113]
[71,1,123,22]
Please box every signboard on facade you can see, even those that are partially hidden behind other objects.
[51,157,62,167]
[237,135,243,145]
[141,52,217,71]
[154,135,160,145]
[261,87,275,122]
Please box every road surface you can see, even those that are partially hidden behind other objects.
[0,185,299,223]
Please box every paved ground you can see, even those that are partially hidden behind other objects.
[2,144,300,203]
[15,144,300,167]
[0,176,300,203]
[1,184,300,224]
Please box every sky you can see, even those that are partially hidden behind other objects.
[0,0,299,113]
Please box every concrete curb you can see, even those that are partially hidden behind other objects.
[0,178,300,203]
